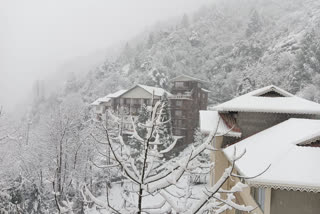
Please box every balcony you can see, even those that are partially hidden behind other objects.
[169,94,192,100]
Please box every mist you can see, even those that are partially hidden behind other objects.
[0,0,213,110]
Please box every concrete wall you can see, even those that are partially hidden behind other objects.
[270,189,320,214]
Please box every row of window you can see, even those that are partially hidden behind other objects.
[173,129,185,136]
[118,98,157,105]
[172,119,185,128]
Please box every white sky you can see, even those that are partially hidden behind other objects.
[0,0,213,110]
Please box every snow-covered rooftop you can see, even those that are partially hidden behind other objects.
[200,110,241,138]
[90,89,127,106]
[137,84,172,97]
[212,85,320,115]
[224,118,320,192]
[107,89,127,98]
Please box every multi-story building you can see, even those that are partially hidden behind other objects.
[169,75,209,147]
[91,74,209,147]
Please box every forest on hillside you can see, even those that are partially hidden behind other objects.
[57,0,320,107]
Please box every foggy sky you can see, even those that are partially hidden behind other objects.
[0,0,213,110]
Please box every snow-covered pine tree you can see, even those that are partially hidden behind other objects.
[158,93,173,150]
[245,9,262,38]
[181,14,190,28]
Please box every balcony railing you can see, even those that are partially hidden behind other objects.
[169,94,192,100]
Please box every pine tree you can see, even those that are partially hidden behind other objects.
[245,9,262,37]
[137,104,149,138]
[147,33,154,49]
[158,93,173,149]
[181,14,190,28]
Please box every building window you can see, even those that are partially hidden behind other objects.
[174,119,184,128]
[175,110,182,117]
[176,100,183,107]
[251,187,265,211]
[132,99,140,105]
[175,129,183,136]
[143,99,149,105]
[175,82,184,88]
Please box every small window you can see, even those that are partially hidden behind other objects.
[176,100,183,106]
[174,120,184,127]
[132,99,140,105]
[143,99,149,105]
[251,187,265,211]
[175,82,184,88]
[175,110,182,117]
[175,129,182,136]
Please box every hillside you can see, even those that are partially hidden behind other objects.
[50,0,320,106]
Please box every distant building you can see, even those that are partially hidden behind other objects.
[91,74,209,147]
[200,85,320,214]
[169,75,209,147]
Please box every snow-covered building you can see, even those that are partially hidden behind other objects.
[201,85,320,214]
[91,74,209,146]
[224,118,320,214]
[91,85,170,133]
[90,89,127,121]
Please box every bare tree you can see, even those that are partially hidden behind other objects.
[82,100,256,214]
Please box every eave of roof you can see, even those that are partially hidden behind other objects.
[247,179,320,193]
[200,110,242,138]
[223,118,320,193]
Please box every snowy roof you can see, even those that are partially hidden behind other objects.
[170,74,208,83]
[224,118,320,192]
[137,84,172,97]
[201,88,211,93]
[90,99,102,106]
[200,110,241,138]
[90,89,127,106]
[212,85,320,115]
[107,89,127,98]
[90,97,110,106]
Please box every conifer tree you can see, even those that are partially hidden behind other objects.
[158,93,173,149]
[245,9,262,37]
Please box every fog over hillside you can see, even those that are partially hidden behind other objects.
[1,0,212,111]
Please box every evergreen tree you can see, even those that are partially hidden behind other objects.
[158,93,173,149]
[245,9,262,37]
[181,14,190,28]
[136,104,149,138]
[64,72,78,94]
[147,33,154,49]
[121,42,134,64]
